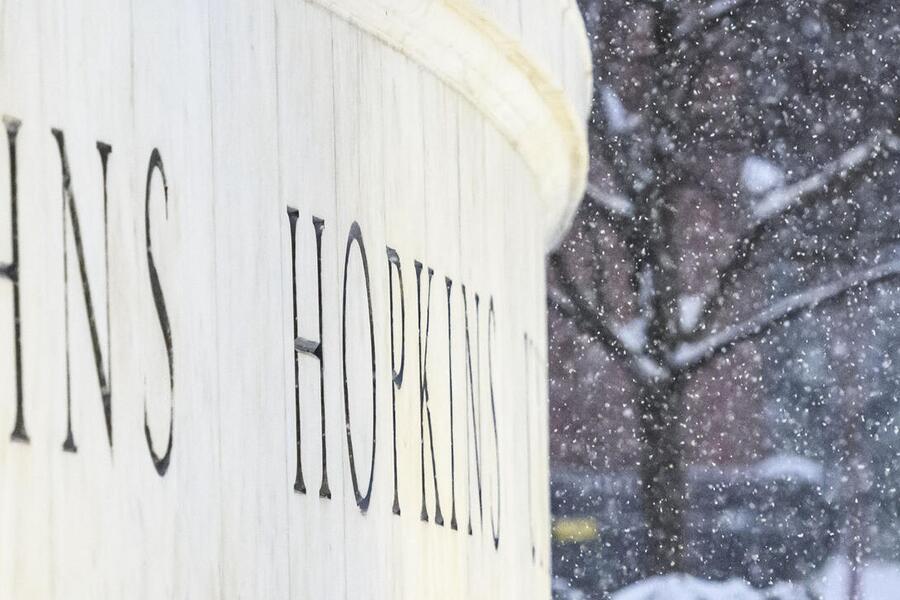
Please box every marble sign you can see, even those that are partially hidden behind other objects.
[0,0,590,597]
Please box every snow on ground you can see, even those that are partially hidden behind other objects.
[811,556,900,600]
[610,575,808,600]
[608,557,900,600]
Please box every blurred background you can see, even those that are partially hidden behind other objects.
[547,1,900,598]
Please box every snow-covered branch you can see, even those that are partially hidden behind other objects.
[675,0,753,39]
[691,129,897,336]
[672,258,900,370]
[585,181,634,220]
[548,284,656,376]
[752,131,892,222]
[600,86,642,135]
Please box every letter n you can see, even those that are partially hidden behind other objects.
[51,129,114,451]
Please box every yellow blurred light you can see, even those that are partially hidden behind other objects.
[552,517,599,543]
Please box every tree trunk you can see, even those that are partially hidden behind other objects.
[846,433,864,600]
[636,378,686,575]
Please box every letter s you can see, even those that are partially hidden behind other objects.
[144,149,174,476]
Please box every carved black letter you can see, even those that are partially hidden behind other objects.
[52,129,114,451]
[286,207,305,493]
[446,277,458,530]
[342,222,376,511]
[386,247,405,515]
[463,287,483,535]
[486,298,500,548]
[287,211,330,498]
[2,117,25,442]
[144,149,174,476]
[415,261,443,525]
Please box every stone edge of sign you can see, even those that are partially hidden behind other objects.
[309,0,593,249]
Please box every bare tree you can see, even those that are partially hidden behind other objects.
[551,0,900,576]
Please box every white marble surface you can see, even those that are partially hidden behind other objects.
[0,0,590,597]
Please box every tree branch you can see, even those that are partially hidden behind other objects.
[672,258,900,371]
[585,181,634,220]
[589,99,641,201]
[675,0,754,40]
[753,131,892,222]
[690,130,897,336]
[548,253,631,359]
[549,253,671,382]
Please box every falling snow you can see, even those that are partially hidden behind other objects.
[549,0,900,598]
